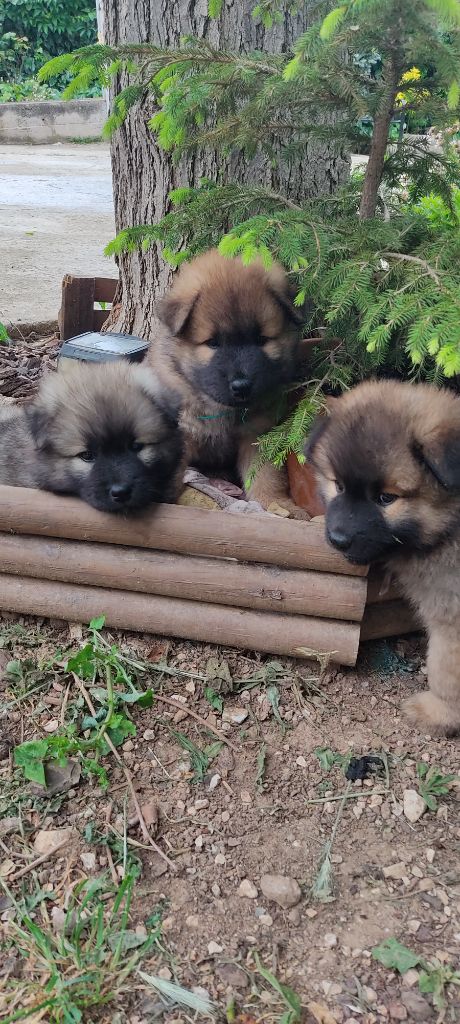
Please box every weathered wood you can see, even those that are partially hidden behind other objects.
[0,486,367,576]
[0,575,361,665]
[92,309,111,332]
[59,275,95,340]
[0,533,368,621]
[361,600,420,640]
[93,278,118,303]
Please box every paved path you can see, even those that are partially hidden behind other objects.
[0,142,115,332]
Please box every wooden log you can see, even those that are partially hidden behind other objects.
[0,533,367,622]
[361,600,421,641]
[0,575,361,665]
[0,486,367,576]
[59,275,95,340]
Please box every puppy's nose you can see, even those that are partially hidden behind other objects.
[230,378,252,400]
[327,527,351,551]
[110,483,132,504]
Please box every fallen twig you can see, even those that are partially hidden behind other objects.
[152,692,238,751]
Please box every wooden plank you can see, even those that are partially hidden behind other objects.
[0,533,368,621]
[0,575,362,666]
[93,277,118,303]
[59,275,95,340]
[92,309,110,331]
[0,486,368,576]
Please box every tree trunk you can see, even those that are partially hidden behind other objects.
[359,58,401,220]
[101,0,350,337]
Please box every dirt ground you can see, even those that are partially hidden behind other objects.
[0,618,459,1024]
[0,336,459,1023]
[0,142,114,334]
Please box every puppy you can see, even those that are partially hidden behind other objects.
[0,361,184,513]
[151,250,309,518]
[306,379,460,735]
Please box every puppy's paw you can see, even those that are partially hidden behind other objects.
[403,691,460,736]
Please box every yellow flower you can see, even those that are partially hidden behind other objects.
[400,67,422,84]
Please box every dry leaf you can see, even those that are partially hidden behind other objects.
[267,501,291,517]
[307,1002,338,1024]
[0,859,15,878]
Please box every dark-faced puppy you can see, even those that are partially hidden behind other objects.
[151,249,309,518]
[306,379,460,734]
[0,361,184,513]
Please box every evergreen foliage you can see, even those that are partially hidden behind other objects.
[40,0,460,467]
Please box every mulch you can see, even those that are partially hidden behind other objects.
[0,333,59,403]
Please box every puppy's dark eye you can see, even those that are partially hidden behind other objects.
[205,338,219,349]
[77,451,95,463]
[378,492,398,507]
[335,481,344,494]
[130,441,144,453]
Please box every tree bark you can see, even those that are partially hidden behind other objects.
[101,0,350,337]
[359,57,401,220]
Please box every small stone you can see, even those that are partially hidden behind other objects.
[211,883,221,897]
[323,932,337,948]
[186,914,200,928]
[408,918,421,934]
[208,940,223,955]
[158,966,172,981]
[44,719,59,733]
[383,862,407,880]
[215,963,249,989]
[260,874,301,909]
[306,908,318,919]
[221,811,230,823]
[143,729,155,740]
[50,906,67,932]
[209,773,221,791]
[402,969,419,988]
[238,878,258,899]
[388,1002,407,1020]
[123,739,134,752]
[34,828,77,856]
[426,848,435,864]
[411,865,423,878]
[194,798,209,810]
[288,906,301,925]
[240,790,252,805]
[222,708,248,726]
[259,914,273,926]
[401,991,432,1021]
[403,789,427,823]
[215,853,226,865]
[195,835,204,850]
[80,852,97,872]
[295,756,308,768]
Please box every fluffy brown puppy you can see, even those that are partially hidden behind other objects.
[306,379,460,735]
[150,250,308,517]
[0,361,184,513]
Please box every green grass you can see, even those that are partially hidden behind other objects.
[1,873,163,1023]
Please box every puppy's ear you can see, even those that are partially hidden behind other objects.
[156,291,199,337]
[267,263,313,327]
[416,431,460,492]
[304,414,330,463]
[25,403,53,450]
